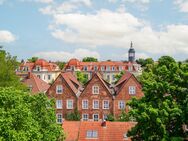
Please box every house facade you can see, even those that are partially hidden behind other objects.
[46,71,143,123]
[16,59,61,84]
[63,43,142,84]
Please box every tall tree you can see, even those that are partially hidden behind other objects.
[56,61,66,70]
[128,56,188,141]
[0,87,65,141]
[76,71,88,84]
[82,57,98,62]
[0,48,25,89]
[27,57,38,63]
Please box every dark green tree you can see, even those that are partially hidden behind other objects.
[114,71,125,84]
[0,87,65,141]
[76,71,88,84]
[65,108,80,121]
[27,57,38,62]
[56,61,66,70]
[106,114,115,121]
[136,58,154,68]
[128,56,188,141]
[82,57,98,62]
[118,110,129,122]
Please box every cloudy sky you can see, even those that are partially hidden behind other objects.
[0,0,188,61]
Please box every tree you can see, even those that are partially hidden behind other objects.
[82,57,98,62]
[128,56,188,141]
[0,87,65,141]
[114,71,125,84]
[0,48,26,89]
[65,108,81,121]
[56,61,66,70]
[106,114,115,121]
[76,71,88,84]
[27,57,38,62]
[118,110,129,122]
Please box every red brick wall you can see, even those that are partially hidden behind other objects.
[46,75,77,119]
[78,74,113,121]
[114,76,144,118]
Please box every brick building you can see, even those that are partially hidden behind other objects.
[46,71,143,123]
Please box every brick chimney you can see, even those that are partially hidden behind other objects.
[101,120,106,128]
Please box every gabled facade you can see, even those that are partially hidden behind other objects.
[46,72,81,123]
[78,73,113,121]
[16,59,61,84]
[114,72,144,118]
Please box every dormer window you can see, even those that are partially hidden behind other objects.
[94,66,98,71]
[23,66,29,71]
[128,66,133,71]
[112,66,115,71]
[119,66,123,71]
[106,66,110,71]
[101,66,105,71]
[92,86,99,94]
[36,66,41,71]
[86,130,98,138]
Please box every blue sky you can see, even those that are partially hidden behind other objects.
[0,0,188,61]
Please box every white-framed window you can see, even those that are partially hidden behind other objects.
[118,100,125,109]
[48,75,51,80]
[82,114,89,121]
[86,130,98,138]
[94,66,98,71]
[112,74,116,81]
[129,86,136,95]
[83,66,88,71]
[103,100,109,109]
[56,100,62,109]
[67,99,73,109]
[106,66,110,71]
[36,66,41,71]
[82,100,88,109]
[106,74,110,81]
[128,66,133,71]
[56,113,63,124]
[93,100,99,109]
[119,66,123,71]
[103,114,108,120]
[37,75,41,79]
[92,86,99,94]
[112,66,115,71]
[93,114,99,121]
[101,66,105,71]
[56,85,63,94]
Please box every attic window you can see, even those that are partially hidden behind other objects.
[86,130,98,138]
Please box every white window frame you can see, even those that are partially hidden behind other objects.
[56,113,63,124]
[82,99,88,109]
[103,114,108,120]
[93,100,99,109]
[129,86,136,95]
[82,114,89,121]
[86,130,98,138]
[56,100,62,109]
[93,114,99,121]
[118,100,125,109]
[56,85,63,94]
[94,66,98,71]
[119,66,123,71]
[101,66,105,71]
[67,99,73,109]
[112,66,115,71]
[103,100,109,109]
[92,86,99,94]
[48,74,51,80]
[106,66,111,71]
[83,66,88,71]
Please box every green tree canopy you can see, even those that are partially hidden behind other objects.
[76,71,88,84]
[136,58,154,67]
[27,57,39,63]
[82,57,98,62]
[0,87,65,141]
[0,48,25,89]
[56,61,66,70]
[128,56,188,141]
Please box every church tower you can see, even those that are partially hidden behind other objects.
[128,41,135,62]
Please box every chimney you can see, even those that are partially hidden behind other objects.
[101,120,106,128]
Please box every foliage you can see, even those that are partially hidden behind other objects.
[136,58,154,67]
[128,56,188,141]
[0,87,65,141]
[27,57,38,62]
[118,110,129,121]
[82,57,98,62]
[106,114,115,121]
[0,48,26,90]
[56,61,66,70]
[76,71,88,84]
[65,108,81,121]
[114,71,125,84]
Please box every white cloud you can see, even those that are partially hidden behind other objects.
[122,0,150,4]
[47,9,188,57]
[174,0,188,13]
[34,48,100,61]
[20,0,53,4]
[0,30,16,43]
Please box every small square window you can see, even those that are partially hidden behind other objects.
[93,114,99,121]
[86,130,98,138]
[82,114,89,121]
[118,101,125,109]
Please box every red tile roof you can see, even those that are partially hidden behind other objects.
[62,121,136,141]
[22,72,50,93]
